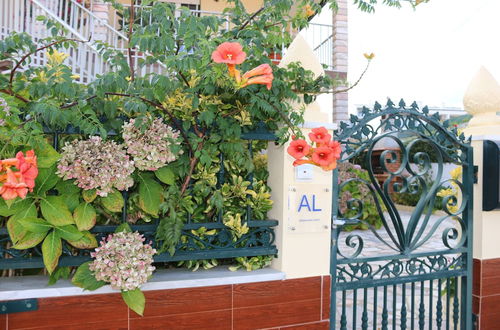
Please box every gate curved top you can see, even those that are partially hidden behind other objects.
[332,99,473,259]
[330,98,474,330]
[334,99,471,165]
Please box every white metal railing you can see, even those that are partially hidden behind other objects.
[114,4,231,33]
[301,22,334,71]
[0,1,334,82]
[0,0,108,83]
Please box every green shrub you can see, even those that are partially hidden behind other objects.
[338,162,384,231]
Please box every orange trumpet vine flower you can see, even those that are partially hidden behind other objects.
[241,64,274,90]
[0,168,28,200]
[212,42,247,79]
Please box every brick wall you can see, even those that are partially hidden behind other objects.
[1,276,331,330]
[332,0,349,124]
[473,258,500,329]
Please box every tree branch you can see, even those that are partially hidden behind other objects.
[178,72,190,87]
[9,37,86,88]
[0,89,29,103]
[239,7,266,31]
[127,0,136,82]
[331,60,371,94]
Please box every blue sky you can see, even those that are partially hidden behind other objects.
[347,0,500,112]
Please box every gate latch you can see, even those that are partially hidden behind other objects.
[0,299,38,314]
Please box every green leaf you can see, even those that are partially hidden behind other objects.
[40,196,74,226]
[12,230,47,249]
[154,166,175,185]
[18,217,53,234]
[101,189,124,213]
[42,230,62,274]
[0,198,12,217]
[72,261,106,291]
[115,223,132,233]
[0,197,35,217]
[55,180,81,195]
[55,181,81,211]
[62,193,80,212]
[138,174,163,217]
[35,141,60,168]
[35,166,60,195]
[82,189,97,203]
[66,231,98,249]
[55,224,84,241]
[7,217,28,245]
[73,203,97,231]
[121,288,145,316]
[48,266,71,286]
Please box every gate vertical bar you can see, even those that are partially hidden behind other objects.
[461,144,474,330]
[330,168,340,329]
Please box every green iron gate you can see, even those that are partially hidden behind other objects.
[330,100,474,329]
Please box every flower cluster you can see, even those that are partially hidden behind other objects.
[57,136,135,196]
[89,231,156,291]
[287,127,341,171]
[122,118,180,171]
[0,150,38,200]
[0,97,11,127]
[212,42,274,90]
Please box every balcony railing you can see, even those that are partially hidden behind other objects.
[0,0,334,81]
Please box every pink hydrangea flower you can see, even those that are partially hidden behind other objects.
[57,136,135,196]
[122,118,181,171]
[89,231,156,291]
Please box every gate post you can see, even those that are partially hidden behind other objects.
[463,67,500,329]
[268,35,335,280]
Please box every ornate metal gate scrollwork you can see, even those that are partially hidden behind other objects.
[330,100,474,330]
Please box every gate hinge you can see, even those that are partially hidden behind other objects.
[473,165,478,184]
[0,299,38,314]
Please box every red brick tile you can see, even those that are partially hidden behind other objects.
[473,258,481,296]
[480,310,500,330]
[0,314,6,330]
[479,294,500,316]
[130,309,231,330]
[16,319,128,330]
[234,277,321,308]
[8,293,128,329]
[233,299,321,330]
[479,258,500,296]
[322,276,330,320]
[132,285,231,318]
[280,321,330,330]
[473,295,480,315]
[481,258,500,279]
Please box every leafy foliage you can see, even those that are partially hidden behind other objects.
[338,162,384,231]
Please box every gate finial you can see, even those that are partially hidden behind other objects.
[463,66,500,135]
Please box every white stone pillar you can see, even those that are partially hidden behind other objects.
[463,67,500,260]
[268,35,335,279]
[463,67,500,328]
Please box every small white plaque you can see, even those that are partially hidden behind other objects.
[295,164,314,181]
[288,184,332,233]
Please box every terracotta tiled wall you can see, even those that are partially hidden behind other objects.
[1,275,331,330]
[473,258,500,329]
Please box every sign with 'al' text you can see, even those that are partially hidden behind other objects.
[288,184,331,233]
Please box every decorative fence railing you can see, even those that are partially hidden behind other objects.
[0,126,278,271]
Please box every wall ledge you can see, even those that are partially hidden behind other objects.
[0,267,285,301]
